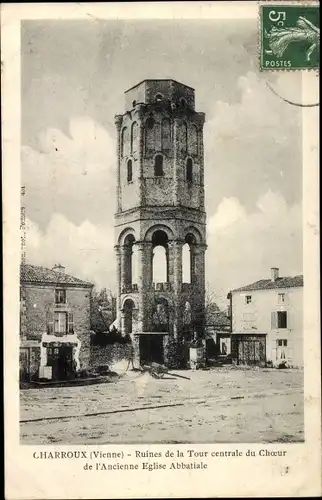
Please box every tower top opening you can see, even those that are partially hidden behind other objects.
[124,79,195,111]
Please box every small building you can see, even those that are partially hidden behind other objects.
[205,310,231,359]
[20,263,93,381]
[228,268,303,368]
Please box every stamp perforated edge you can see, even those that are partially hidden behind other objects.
[258,0,320,72]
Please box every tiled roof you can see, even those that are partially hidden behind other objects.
[231,275,303,293]
[20,264,93,288]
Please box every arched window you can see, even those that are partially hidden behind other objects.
[123,234,136,289]
[123,299,135,335]
[190,125,198,155]
[182,233,196,284]
[153,246,167,283]
[180,121,188,153]
[161,118,171,151]
[152,230,169,283]
[182,243,191,283]
[180,97,187,107]
[127,159,133,183]
[186,158,193,183]
[155,93,163,102]
[131,122,138,153]
[154,154,164,177]
[121,127,128,158]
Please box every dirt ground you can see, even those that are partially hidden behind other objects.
[20,366,304,444]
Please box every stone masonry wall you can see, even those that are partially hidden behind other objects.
[115,80,206,368]
[90,344,132,369]
[22,284,92,369]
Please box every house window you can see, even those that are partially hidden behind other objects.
[55,289,66,304]
[154,155,164,177]
[54,312,67,334]
[278,339,288,347]
[186,158,193,182]
[245,295,252,304]
[277,311,287,329]
[127,159,133,183]
[278,292,286,304]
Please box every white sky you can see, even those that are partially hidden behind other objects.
[21,19,303,307]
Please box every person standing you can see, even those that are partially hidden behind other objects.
[126,338,135,371]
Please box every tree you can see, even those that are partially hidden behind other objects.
[204,284,230,328]
[90,287,116,334]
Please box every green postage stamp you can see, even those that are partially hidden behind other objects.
[260,3,320,70]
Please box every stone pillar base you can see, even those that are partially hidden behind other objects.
[132,334,140,368]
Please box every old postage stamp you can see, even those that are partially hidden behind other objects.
[260,4,320,70]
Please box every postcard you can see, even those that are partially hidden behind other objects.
[2,1,321,498]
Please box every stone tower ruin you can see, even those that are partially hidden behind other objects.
[114,79,206,368]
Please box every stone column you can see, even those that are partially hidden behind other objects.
[120,246,132,293]
[199,128,205,210]
[192,244,207,331]
[170,239,183,338]
[136,240,152,332]
[120,309,126,336]
[114,245,122,317]
[193,244,207,291]
[114,115,123,213]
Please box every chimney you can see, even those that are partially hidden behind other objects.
[52,264,65,274]
[270,267,279,282]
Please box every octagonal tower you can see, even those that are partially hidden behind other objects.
[114,79,207,368]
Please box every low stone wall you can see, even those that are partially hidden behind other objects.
[89,344,131,369]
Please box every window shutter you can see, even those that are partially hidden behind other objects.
[271,342,277,362]
[47,311,54,334]
[271,311,277,329]
[286,310,291,330]
[285,311,288,329]
[68,312,74,334]
[287,340,293,363]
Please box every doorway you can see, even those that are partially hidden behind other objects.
[276,339,288,360]
[139,335,164,365]
[232,335,266,366]
[47,345,74,380]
